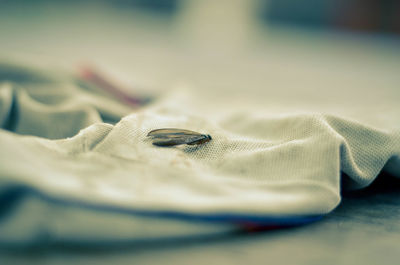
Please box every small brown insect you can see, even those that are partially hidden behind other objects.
[147,128,212,147]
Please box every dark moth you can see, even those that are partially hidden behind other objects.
[147,128,212,147]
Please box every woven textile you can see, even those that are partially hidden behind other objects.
[0,63,399,245]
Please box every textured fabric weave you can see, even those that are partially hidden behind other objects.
[0,63,399,245]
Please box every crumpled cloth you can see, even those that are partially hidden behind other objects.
[0,62,399,246]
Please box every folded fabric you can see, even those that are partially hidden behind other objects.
[0,62,399,246]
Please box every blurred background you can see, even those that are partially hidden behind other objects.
[0,0,399,112]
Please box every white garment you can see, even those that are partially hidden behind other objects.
[0,63,399,245]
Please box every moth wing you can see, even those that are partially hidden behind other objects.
[152,135,206,147]
[147,128,201,137]
[148,134,188,139]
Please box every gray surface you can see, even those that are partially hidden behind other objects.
[1,174,399,265]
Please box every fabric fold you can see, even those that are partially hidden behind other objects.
[0,62,399,246]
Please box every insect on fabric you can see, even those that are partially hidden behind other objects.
[147,128,212,147]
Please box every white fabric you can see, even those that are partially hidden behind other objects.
[0,63,399,245]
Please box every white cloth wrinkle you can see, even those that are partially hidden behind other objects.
[0,63,399,245]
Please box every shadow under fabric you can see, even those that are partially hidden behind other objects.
[0,62,399,247]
